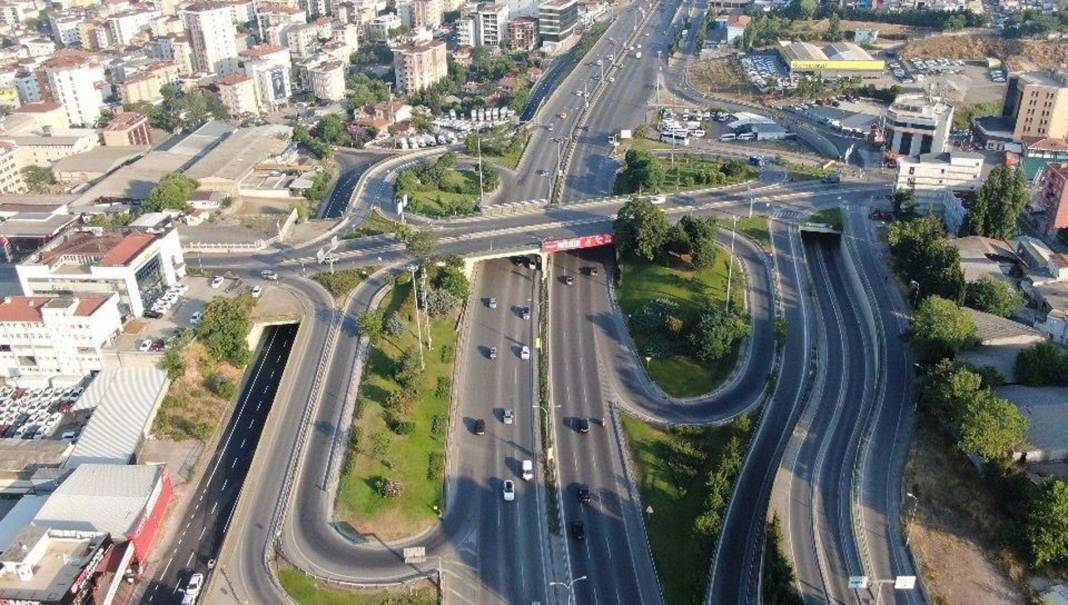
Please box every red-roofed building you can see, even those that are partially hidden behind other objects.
[16,227,185,318]
[0,293,121,381]
[102,112,151,147]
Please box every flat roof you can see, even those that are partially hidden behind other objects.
[68,368,168,468]
[0,530,106,603]
[0,496,49,553]
[0,442,72,474]
[0,214,78,239]
[184,125,291,183]
[34,464,163,537]
[51,146,148,176]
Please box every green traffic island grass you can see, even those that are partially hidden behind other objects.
[780,160,832,181]
[466,126,531,170]
[806,207,843,231]
[661,155,760,194]
[346,210,412,239]
[730,216,772,247]
[621,413,755,605]
[336,278,458,541]
[399,169,481,218]
[278,565,439,605]
[617,249,746,398]
[313,267,377,301]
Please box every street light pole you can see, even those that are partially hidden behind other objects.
[725,214,738,313]
[550,575,588,605]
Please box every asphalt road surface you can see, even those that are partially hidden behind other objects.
[141,324,297,604]
[318,151,387,219]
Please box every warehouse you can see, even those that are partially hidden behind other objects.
[777,41,885,77]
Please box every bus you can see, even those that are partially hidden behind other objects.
[659,131,690,146]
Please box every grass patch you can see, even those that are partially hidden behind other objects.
[953,100,1002,131]
[621,414,754,605]
[469,127,530,169]
[279,568,438,605]
[347,210,411,239]
[661,156,759,193]
[733,216,771,246]
[404,169,480,217]
[807,208,843,231]
[153,341,243,441]
[781,161,832,181]
[313,267,375,300]
[618,251,744,398]
[336,280,458,539]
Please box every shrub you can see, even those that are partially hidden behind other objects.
[427,452,445,480]
[435,376,451,399]
[431,415,447,440]
[390,420,415,435]
[205,374,237,399]
[385,313,405,337]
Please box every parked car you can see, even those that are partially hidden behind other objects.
[563,275,575,286]
[138,339,152,352]
[576,485,592,504]
[576,417,590,433]
[520,345,530,360]
[210,276,224,289]
[190,311,203,326]
[522,459,534,480]
[488,297,497,309]
[503,409,514,424]
[185,573,204,597]
[251,286,263,298]
[473,419,486,435]
[521,307,531,320]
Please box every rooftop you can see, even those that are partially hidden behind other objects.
[33,464,164,538]
[68,368,169,468]
[29,229,159,268]
[0,214,78,239]
[184,124,291,183]
[996,385,1068,455]
[1018,69,1068,89]
[42,49,96,70]
[11,102,62,114]
[217,73,251,85]
[103,112,147,131]
[51,146,148,177]
[0,442,72,475]
[239,43,286,58]
[0,296,110,323]
[0,530,106,603]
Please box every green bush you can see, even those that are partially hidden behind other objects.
[390,420,415,435]
[431,415,447,440]
[427,452,445,480]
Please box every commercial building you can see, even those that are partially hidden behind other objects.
[217,72,258,115]
[538,0,577,47]
[715,14,751,44]
[0,294,122,382]
[239,44,293,113]
[6,129,100,169]
[101,111,151,147]
[183,1,240,75]
[309,60,346,102]
[777,41,885,77]
[16,227,186,319]
[38,50,105,128]
[393,39,447,94]
[884,93,954,158]
[507,17,537,51]
[116,61,181,104]
[0,527,109,605]
[183,124,292,194]
[894,151,983,233]
[476,3,508,46]
[67,368,169,467]
[1003,70,1068,141]
[1038,163,1068,237]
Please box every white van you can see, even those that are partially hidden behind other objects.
[719,133,738,141]
[737,132,756,141]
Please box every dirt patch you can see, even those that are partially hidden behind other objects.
[906,421,1029,604]
[690,58,757,98]
[902,35,1068,71]
[152,341,243,442]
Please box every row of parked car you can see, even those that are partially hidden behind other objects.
[0,385,84,441]
[145,283,190,319]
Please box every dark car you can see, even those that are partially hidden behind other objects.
[585,266,599,276]
[521,306,531,320]
[563,275,575,286]
[571,521,585,541]
[576,485,592,504]
[473,419,486,435]
[576,418,590,433]
[144,309,163,319]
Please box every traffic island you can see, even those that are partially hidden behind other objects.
[279,566,439,605]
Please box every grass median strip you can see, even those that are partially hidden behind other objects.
[279,568,438,605]
[621,414,754,605]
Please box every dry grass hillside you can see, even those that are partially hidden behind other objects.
[902,34,1068,71]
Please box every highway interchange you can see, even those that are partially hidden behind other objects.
[157,0,927,603]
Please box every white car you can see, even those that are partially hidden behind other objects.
[649,195,666,205]
[185,573,204,597]
[520,345,530,360]
[251,286,263,298]
[502,480,515,501]
[503,409,514,424]
[210,276,224,289]
[522,459,534,480]
[190,311,203,326]
[138,339,152,352]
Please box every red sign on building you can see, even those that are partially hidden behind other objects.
[542,233,614,253]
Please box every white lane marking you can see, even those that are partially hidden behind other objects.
[210,501,219,515]
[186,551,194,566]
[199,526,207,539]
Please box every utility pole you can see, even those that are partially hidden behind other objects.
[725,214,738,313]
[409,265,425,369]
[420,264,432,349]
[747,181,753,218]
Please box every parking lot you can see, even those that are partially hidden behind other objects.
[740,53,794,93]
[0,384,86,441]
[781,97,885,139]
[887,57,1007,104]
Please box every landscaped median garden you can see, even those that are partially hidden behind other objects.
[395,151,499,217]
[335,260,470,540]
[615,148,759,195]
[465,127,530,170]
[613,197,758,397]
[279,567,438,605]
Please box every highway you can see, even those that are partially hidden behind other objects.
[143,324,297,604]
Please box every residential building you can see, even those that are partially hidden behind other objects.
[285,22,319,59]
[256,3,306,32]
[1003,70,1068,141]
[49,14,82,47]
[538,0,577,48]
[150,34,195,75]
[501,0,539,18]
[7,102,71,134]
[457,14,477,46]
[0,142,24,194]
[117,61,180,104]
[1021,137,1068,180]
[101,111,151,146]
[13,70,41,104]
[8,129,100,168]
[16,227,186,319]
[217,72,258,115]
[365,13,402,41]
[996,385,1068,462]
[1038,163,1068,237]
[107,8,158,46]
[507,17,537,51]
[183,1,240,75]
[239,44,292,112]
[76,20,107,50]
[0,294,122,380]
[0,0,39,25]
[894,151,983,233]
[411,0,443,29]
[309,59,346,101]
[39,49,105,127]
[957,307,1042,383]
[333,22,360,50]
[884,93,954,158]
[393,39,447,94]
[476,3,508,46]
[22,37,57,59]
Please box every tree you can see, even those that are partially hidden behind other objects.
[966,165,1029,239]
[910,295,976,360]
[826,13,843,41]
[357,309,386,341]
[393,347,421,389]
[432,265,469,299]
[196,297,251,367]
[20,166,56,193]
[404,228,437,258]
[957,390,1028,463]
[411,112,433,133]
[964,276,1023,317]
[616,148,665,194]
[1026,478,1068,568]
[315,114,352,147]
[887,216,965,303]
[142,172,199,212]
[679,215,719,268]
[1015,341,1068,386]
[687,303,750,363]
[921,359,983,422]
[614,197,670,261]
[795,0,818,19]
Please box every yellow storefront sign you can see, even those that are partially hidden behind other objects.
[789,59,886,71]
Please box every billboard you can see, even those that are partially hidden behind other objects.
[268,66,288,102]
[542,233,614,253]
[788,59,886,71]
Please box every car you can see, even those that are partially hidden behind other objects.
[577,417,590,433]
[488,297,497,309]
[521,307,531,320]
[649,195,666,205]
[60,430,79,441]
[503,409,514,424]
[251,286,263,298]
[563,275,575,286]
[185,573,204,597]
[152,339,165,352]
[177,283,190,294]
[571,521,585,541]
[547,124,554,132]
[210,276,224,289]
[522,459,534,480]
[488,346,498,360]
[502,480,515,501]
[190,311,203,326]
[609,76,616,83]
[822,173,842,184]
[473,419,486,435]
[138,339,152,352]
[520,345,530,360]
[576,485,592,504]
[181,594,197,605]
[144,309,163,319]
[261,270,279,281]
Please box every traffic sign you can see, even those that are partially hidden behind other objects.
[403,547,426,564]
[894,576,917,590]
[848,576,869,590]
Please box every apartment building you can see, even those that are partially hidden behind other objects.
[538,0,577,47]
[49,14,81,47]
[0,142,25,194]
[457,14,477,46]
[150,35,195,76]
[309,60,345,101]
[107,8,158,46]
[894,151,984,233]
[393,39,447,94]
[1003,70,1068,141]
[476,3,508,46]
[239,44,293,112]
[507,17,537,51]
[411,0,443,29]
[101,111,151,146]
[1038,163,1068,237]
[117,61,180,104]
[0,0,39,25]
[366,13,402,41]
[217,72,258,115]
[183,1,240,75]
[285,22,319,59]
[17,227,186,319]
[884,93,954,158]
[39,50,105,128]
[0,294,122,380]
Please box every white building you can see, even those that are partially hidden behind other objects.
[457,15,477,46]
[895,151,984,233]
[0,294,122,382]
[16,227,186,319]
[885,93,954,158]
[183,1,240,75]
[0,142,25,194]
[49,15,81,47]
[365,13,402,41]
[476,3,508,46]
[107,9,159,46]
[40,50,105,128]
[309,59,346,102]
[239,44,292,113]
